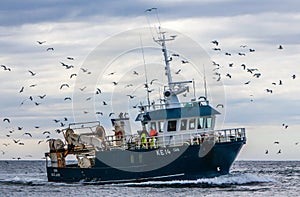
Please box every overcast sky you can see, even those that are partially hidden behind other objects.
[0,0,299,160]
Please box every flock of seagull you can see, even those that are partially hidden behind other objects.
[209,40,299,156]
[0,37,298,159]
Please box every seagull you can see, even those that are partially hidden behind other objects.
[60,83,70,89]
[253,73,261,78]
[38,94,46,99]
[181,60,189,64]
[277,149,281,154]
[67,57,74,60]
[265,89,273,93]
[150,79,158,85]
[37,41,46,45]
[244,81,251,85]
[175,69,181,74]
[133,71,139,75]
[216,104,224,108]
[28,70,36,76]
[3,118,10,123]
[95,111,103,115]
[19,86,24,93]
[81,68,88,72]
[43,131,51,135]
[249,49,255,52]
[225,52,231,56]
[212,48,221,51]
[103,101,108,105]
[211,40,219,46]
[241,64,246,70]
[109,112,115,117]
[265,150,268,154]
[274,141,279,144]
[79,86,86,91]
[70,73,77,79]
[96,88,102,94]
[278,45,283,50]
[13,139,20,143]
[64,97,71,101]
[226,73,232,78]
[292,74,296,79]
[23,132,32,137]
[1,64,11,71]
[112,82,118,86]
[46,47,54,51]
[240,45,247,48]
[171,53,180,57]
[127,95,136,99]
[279,80,283,85]
[238,52,246,56]
[17,127,23,130]
[108,72,116,75]
[34,102,41,106]
[38,140,44,144]
[229,63,234,67]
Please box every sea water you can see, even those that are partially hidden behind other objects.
[0,160,299,197]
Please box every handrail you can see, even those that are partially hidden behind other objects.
[99,127,246,150]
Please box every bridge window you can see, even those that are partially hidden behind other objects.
[167,120,177,132]
[180,119,187,131]
[198,118,204,129]
[158,121,164,133]
[206,117,212,128]
[150,122,157,131]
[189,118,195,130]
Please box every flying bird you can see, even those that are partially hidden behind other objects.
[70,73,77,79]
[37,41,46,45]
[127,95,136,99]
[249,49,255,52]
[211,40,219,46]
[28,70,36,76]
[1,64,11,71]
[60,83,69,89]
[277,149,281,154]
[238,52,246,56]
[46,47,54,51]
[216,104,224,108]
[112,82,118,86]
[265,89,273,93]
[79,86,86,91]
[38,94,46,99]
[19,86,24,93]
[96,88,102,94]
[67,57,74,60]
[23,132,32,137]
[43,131,51,135]
[181,60,189,64]
[278,45,283,50]
[109,112,115,117]
[175,69,181,74]
[265,150,268,154]
[3,118,10,123]
[133,71,139,75]
[64,97,71,101]
[292,74,296,79]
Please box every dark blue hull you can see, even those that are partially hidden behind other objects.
[47,140,245,183]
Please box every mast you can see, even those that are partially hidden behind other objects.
[154,28,174,86]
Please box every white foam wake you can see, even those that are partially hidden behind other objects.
[122,173,275,186]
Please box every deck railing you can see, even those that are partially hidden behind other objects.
[103,128,246,150]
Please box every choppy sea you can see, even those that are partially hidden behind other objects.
[0,160,299,197]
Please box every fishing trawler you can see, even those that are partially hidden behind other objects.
[45,15,246,183]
